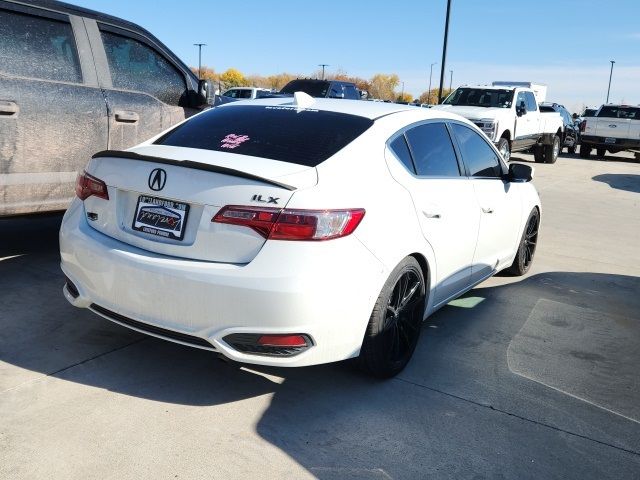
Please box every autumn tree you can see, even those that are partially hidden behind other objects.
[368,73,400,101]
[397,92,414,103]
[266,73,297,90]
[419,88,454,105]
[219,68,247,88]
[190,66,218,82]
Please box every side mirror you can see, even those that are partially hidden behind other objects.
[186,80,214,108]
[198,79,214,105]
[516,100,527,116]
[508,163,533,182]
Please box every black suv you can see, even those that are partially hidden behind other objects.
[0,0,211,216]
[280,79,362,100]
[539,102,579,154]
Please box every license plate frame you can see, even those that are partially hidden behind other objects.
[604,137,617,144]
[132,195,190,241]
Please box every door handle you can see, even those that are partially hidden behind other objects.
[0,100,19,115]
[114,110,139,123]
[422,211,441,219]
[481,207,494,214]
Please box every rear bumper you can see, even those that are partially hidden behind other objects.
[60,199,385,367]
[580,135,640,150]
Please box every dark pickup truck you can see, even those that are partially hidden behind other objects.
[0,0,212,216]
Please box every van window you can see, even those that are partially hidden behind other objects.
[156,105,373,167]
[100,29,187,106]
[0,9,82,83]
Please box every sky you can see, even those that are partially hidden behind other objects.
[73,0,640,113]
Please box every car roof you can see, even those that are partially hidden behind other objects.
[217,97,468,122]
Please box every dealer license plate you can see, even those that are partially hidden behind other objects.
[132,195,189,241]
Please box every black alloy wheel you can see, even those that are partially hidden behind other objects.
[506,208,540,276]
[359,257,426,378]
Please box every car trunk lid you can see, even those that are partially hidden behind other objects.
[82,145,317,263]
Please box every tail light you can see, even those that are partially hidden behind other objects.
[76,171,109,201]
[212,206,365,241]
[580,120,586,132]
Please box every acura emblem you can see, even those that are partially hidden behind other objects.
[148,168,167,191]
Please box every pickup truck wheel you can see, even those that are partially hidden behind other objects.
[596,148,606,158]
[497,138,511,162]
[544,135,560,163]
[579,145,591,158]
[533,145,545,163]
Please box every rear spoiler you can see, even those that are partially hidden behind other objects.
[92,150,296,191]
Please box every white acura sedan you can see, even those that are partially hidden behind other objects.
[60,94,540,377]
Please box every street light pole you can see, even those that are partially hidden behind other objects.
[606,60,615,104]
[193,43,206,79]
[401,81,405,101]
[438,0,452,103]
[449,70,453,91]
[318,64,329,80]
[428,62,437,104]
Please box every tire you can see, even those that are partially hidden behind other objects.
[596,148,606,158]
[505,208,539,276]
[533,145,545,163]
[359,257,426,378]
[497,137,511,162]
[579,145,591,158]
[544,135,560,164]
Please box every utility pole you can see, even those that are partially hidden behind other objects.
[193,43,206,79]
[449,70,453,91]
[428,62,437,104]
[606,60,615,104]
[318,64,329,80]
[401,81,405,101]
[438,0,452,103]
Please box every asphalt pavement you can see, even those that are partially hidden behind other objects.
[1,151,639,479]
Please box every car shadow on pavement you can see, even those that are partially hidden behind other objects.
[2,216,640,479]
[592,174,640,193]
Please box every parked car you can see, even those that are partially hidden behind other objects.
[222,87,272,99]
[60,95,540,378]
[280,79,362,99]
[539,102,578,154]
[580,104,640,158]
[432,83,564,163]
[0,0,212,217]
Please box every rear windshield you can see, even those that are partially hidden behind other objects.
[597,106,640,119]
[156,105,373,166]
[539,105,556,113]
[280,80,330,97]
[583,109,597,117]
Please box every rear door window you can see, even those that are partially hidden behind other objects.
[0,8,82,83]
[156,105,373,166]
[525,92,538,112]
[100,29,187,106]
[451,123,502,178]
[389,135,415,173]
[344,85,360,100]
[405,123,460,176]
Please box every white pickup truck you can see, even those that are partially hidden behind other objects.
[580,104,640,159]
[433,83,564,163]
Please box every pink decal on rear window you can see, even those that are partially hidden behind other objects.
[221,134,250,149]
